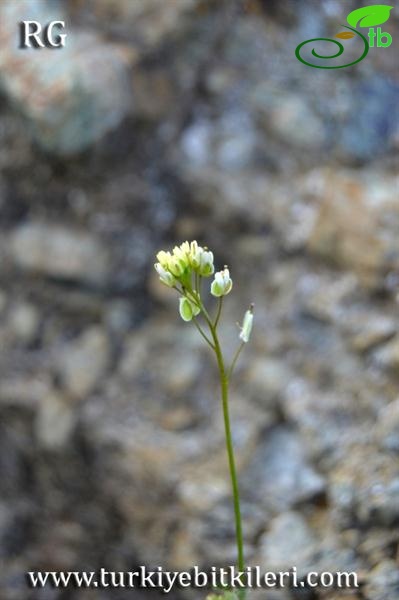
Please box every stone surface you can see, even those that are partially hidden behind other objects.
[307,171,399,289]
[373,335,399,371]
[34,390,76,449]
[363,560,399,600]
[10,223,109,284]
[258,512,317,572]
[242,427,326,512]
[7,301,40,345]
[0,0,133,155]
[56,327,110,398]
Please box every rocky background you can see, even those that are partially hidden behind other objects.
[0,1,398,599]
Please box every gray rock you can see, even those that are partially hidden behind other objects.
[339,78,399,161]
[246,358,291,406]
[56,327,110,399]
[258,511,317,572]
[330,446,399,528]
[377,399,399,453]
[0,0,132,155]
[342,313,397,353]
[243,427,326,511]
[364,560,399,600]
[268,95,326,150]
[92,0,199,47]
[10,223,109,284]
[34,390,75,449]
[373,335,399,371]
[7,301,40,345]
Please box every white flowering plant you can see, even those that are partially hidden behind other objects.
[155,241,253,600]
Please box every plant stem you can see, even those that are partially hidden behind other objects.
[209,324,246,599]
[227,342,245,380]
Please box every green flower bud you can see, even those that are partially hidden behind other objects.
[199,249,214,277]
[239,305,253,343]
[211,267,233,297]
[154,262,176,287]
[179,296,201,322]
[168,256,186,277]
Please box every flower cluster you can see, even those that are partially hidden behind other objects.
[154,241,251,346]
[155,241,214,289]
[154,241,236,323]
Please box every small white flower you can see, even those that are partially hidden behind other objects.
[189,240,203,269]
[179,296,201,322]
[173,242,190,265]
[156,250,172,268]
[239,306,254,343]
[199,249,214,277]
[154,263,176,287]
[168,255,186,277]
[211,268,233,297]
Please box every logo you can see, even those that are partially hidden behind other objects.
[19,20,67,49]
[295,4,393,69]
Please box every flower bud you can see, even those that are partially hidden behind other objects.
[211,268,233,297]
[179,241,191,256]
[239,306,254,343]
[199,249,214,277]
[168,255,186,277]
[189,240,203,269]
[156,250,172,268]
[173,243,190,267]
[154,263,176,287]
[179,297,200,322]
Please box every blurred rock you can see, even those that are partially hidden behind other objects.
[0,0,133,155]
[330,445,399,528]
[10,223,109,284]
[246,358,291,406]
[363,560,399,600]
[308,171,399,289]
[7,301,40,345]
[88,0,199,47]
[377,399,399,453]
[56,327,110,398]
[243,427,326,511]
[339,77,399,161]
[267,95,326,150]
[35,390,75,449]
[342,313,397,353]
[373,335,399,371]
[0,1,398,598]
[258,511,317,573]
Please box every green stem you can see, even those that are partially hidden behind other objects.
[209,323,246,598]
[214,296,223,328]
[192,316,215,350]
[227,342,245,380]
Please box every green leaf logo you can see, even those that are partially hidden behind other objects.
[347,5,393,28]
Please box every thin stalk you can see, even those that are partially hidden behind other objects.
[227,341,245,380]
[214,296,223,328]
[192,316,215,350]
[209,323,246,598]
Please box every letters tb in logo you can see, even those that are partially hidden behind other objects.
[19,21,67,48]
